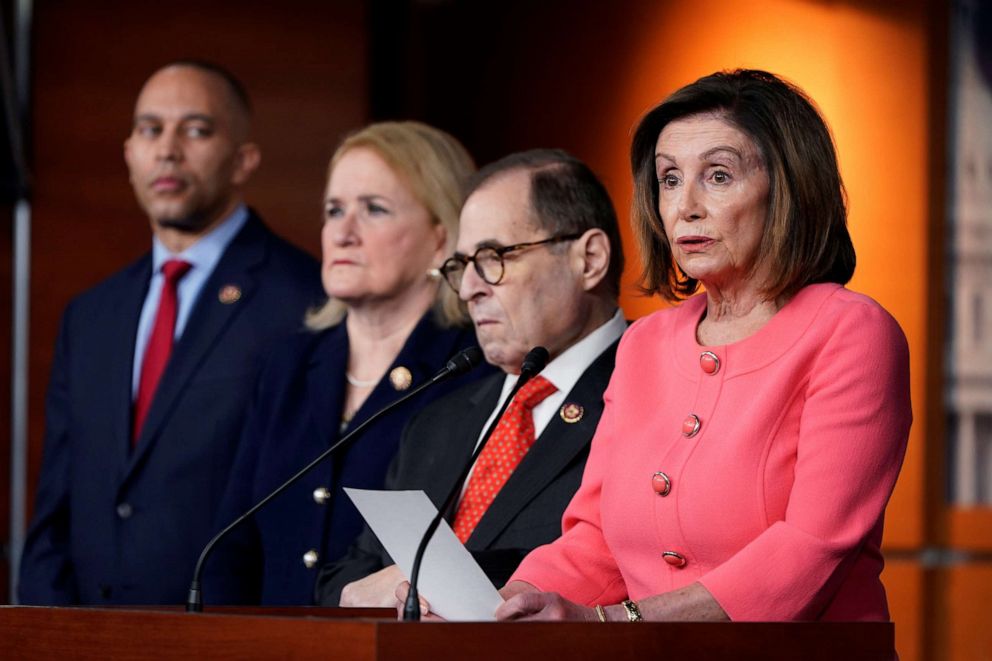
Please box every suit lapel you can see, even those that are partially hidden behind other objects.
[305,325,349,450]
[467,341,619,548]
[109,257,154,477]
[126,216,268,476]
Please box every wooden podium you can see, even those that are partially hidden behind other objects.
[0,606,895,660]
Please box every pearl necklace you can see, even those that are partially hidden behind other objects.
[346,372,378,388]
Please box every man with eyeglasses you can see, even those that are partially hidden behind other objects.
[315,148,627,607]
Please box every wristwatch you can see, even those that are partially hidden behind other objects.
[621,599,643,622]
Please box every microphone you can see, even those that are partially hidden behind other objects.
[518,346,549,380]
[438,346,483,380]
[403,346,550,621]
[185,346,484,612]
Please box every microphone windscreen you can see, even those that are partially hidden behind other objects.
[445,346,485,376]
[520,346,550,376]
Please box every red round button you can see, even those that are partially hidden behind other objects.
[651,471,671,496]
[662,551,687,568]
[682,414,701,438]
[700,351,720,375]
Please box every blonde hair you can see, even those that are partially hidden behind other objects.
[305,121,476,330]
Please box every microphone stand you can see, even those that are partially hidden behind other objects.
[185,347,483,612]
[403,347,549,621]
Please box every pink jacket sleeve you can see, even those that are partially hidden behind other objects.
[698,299,912,619]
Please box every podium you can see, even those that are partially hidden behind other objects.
[0,606,894,660]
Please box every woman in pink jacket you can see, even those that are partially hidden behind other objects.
[496,69,912,623]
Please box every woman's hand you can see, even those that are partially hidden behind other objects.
[495,589,598,622]
[498,580,537,601]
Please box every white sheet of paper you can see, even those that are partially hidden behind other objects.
[344,487,504,621]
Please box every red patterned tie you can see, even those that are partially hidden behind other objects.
[133,259,192,442]
[453,375,558,543]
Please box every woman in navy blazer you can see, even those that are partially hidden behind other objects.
[202,122,490,604]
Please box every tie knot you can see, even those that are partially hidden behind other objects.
[161,259,192,284]
[514,374,557,410]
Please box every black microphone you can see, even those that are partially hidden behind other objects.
[519,346,549,380]
[185,346,484,612]
[403,346,550,621]
[439,346,484,380]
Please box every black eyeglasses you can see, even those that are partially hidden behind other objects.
[439,233,583,293]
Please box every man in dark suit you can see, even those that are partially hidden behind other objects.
[316,149,626,607]
[18,61,323,605]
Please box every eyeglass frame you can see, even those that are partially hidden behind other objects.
[439,232,584,293]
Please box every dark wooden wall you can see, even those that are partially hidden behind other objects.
[368,0,645,183]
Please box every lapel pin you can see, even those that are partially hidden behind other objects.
[390,366,413,391]
[559,402,584,424]
[218,284,242,304]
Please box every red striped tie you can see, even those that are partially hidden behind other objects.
[453,375,557,543]
[133,259,192,442]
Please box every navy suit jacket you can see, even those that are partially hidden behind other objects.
[18,212,323,605]
[201,312,493,605]
[314,339,619,605]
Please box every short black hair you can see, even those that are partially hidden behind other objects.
[161,59,252,116]
[465,148,625,297]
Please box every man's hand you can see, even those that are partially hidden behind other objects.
[339,564,406,607]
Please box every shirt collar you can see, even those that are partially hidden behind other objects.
[150,204,249,274]
[501,308,626,396]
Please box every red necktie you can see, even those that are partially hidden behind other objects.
[133,259,192,442]
[453,375,558,543]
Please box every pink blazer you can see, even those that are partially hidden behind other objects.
[511,284,912,621]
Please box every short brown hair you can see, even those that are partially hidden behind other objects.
[307,121,475,330]
[630,69,855,302]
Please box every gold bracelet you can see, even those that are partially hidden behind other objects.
[621,599,643,622]
[594,604,607,622]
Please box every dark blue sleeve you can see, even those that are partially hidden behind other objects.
[199,365,269,605]
[19,306,80,604]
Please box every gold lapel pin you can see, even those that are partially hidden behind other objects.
[389,366,413,391]
[218,284,242,304]
[559,402,584,424]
